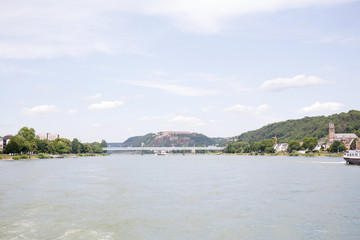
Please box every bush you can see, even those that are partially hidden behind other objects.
[37,153,50,159]
[329,141,347,153]
[265,147,275,153]
[12,155,29,160]
[289,150,299,156]
[77,153,96,157]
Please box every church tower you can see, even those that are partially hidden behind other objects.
[329,121,335,142]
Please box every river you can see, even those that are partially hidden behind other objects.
[1,154,359,240]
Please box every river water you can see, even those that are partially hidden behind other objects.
[1,155,359,240]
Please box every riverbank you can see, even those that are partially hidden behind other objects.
[0,153,109,161]
[221,152,344,157]
[109,151,345,157]
[1,151,344,160]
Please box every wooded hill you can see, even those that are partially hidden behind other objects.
[122,131,220,147]
[237,110,360,143]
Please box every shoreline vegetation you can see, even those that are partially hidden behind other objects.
[1,125,352,161]
[0,153,109,161]
[0,127,108,160]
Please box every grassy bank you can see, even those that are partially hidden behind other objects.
[214,152,345,157]
[0,153,109,160]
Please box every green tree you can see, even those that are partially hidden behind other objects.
[224,142,251,153]
[17,127,36,142]
[251,142,261,152]
[3,137,20,154]
[35,139,47,153]
[224,145,237,153]
[29,141,37,153]
[14,136,29,153]
[46,141,56,154]
[265,147,275,153]
[83,143,93,153]
[302,137,318,151]
[329,141,346,153]
[72,138,82,153]
[54,138,72,154]
[91,142,104,153]
[100,140,107,148]
[4,136,29,154]
[287,140,301,153]
[259,139,275,152]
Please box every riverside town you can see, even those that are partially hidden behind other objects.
[1,110,360,160]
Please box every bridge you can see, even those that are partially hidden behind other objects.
[103,146,225,152]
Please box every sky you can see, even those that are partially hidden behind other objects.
[1,0,360,142]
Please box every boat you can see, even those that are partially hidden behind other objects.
[155,150,167,156]
[344,150,360,165]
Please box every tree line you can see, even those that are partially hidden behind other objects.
[1,127,107,155]
[224,137,349,154]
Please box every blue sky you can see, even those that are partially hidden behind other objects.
[1,0,360,142]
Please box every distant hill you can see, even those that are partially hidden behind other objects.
[237,110,360,142]
[121,131,217,147]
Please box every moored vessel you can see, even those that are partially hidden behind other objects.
[155,150,167,156]
[344,150,360,165]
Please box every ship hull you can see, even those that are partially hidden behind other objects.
[344,157,360,165]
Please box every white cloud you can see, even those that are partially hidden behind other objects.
[143,0,353,33]
[37,84,55,91]
[88,101,124,110]
[151,69,167,76]
[297,102,344,113]
[139,115,165,121]
[0,62,38,74]
[224,104,270,115]
[67,109,79,115]
[119,80,220,96]
[122,94,145,101]
[91,123,101,128]
[168,115,205,126]
[82,93,101,101]
[21,105,59,116]
[139,114,205,126]
[209,119,223,124]
[202,106,213,113]
[260,74,329,91]
[0,0,352,59]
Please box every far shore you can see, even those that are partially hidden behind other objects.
[0,151,345,161]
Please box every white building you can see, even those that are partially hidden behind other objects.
[273,143,288,152]
[2,135,13,150]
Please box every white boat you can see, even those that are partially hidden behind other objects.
[155,150,167,156]
[344,150,360,165]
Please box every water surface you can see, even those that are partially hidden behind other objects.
[1,155,359,239]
